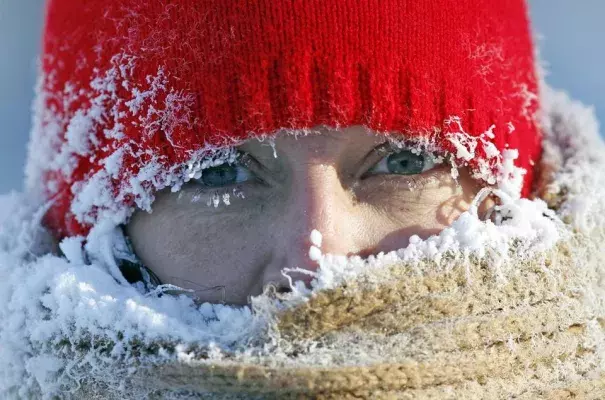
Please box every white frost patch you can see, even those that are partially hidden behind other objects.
[447,131,477,161]
[309,246,322,262]
[310,229,323,248]
[443,116,525,195]
[205,192,233,208]
[497,149,526,200]
[507,121,516,134]
[540,85,605,233]
[308,230,324,262]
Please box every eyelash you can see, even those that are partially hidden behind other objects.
[364,150,436,177]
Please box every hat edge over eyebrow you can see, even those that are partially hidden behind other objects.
[28,0,541,238]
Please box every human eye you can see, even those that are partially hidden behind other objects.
[365,148,436,177]
[196,156,255,188]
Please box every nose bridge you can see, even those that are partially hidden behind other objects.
[290,163,346,244]
[281,162,369,270]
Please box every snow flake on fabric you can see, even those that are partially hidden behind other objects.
[26,54,241,235]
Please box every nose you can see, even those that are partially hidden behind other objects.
[288,163,366,263]
[260,163,370,292]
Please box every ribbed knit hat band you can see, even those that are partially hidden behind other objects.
[31,0,541,237]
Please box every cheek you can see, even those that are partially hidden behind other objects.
[353,170,478,249]
[362,177,472,223]
[125,190,276,303]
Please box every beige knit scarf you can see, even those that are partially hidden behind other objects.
[119,234,604,400]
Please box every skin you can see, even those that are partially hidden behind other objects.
[126,126,485,305]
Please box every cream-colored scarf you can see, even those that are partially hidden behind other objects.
[108,236,601,399]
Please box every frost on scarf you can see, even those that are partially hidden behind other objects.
[1,85,604,398]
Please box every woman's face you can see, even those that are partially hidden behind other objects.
[126,126,482,305]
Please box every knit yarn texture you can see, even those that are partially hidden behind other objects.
[139,243,605,399]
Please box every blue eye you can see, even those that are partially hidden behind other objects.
[200,163,254,187]
[367,149,435,176]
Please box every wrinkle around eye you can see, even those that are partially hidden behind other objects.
[353,165,458,203]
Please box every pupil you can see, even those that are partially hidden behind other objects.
[387,151,425,175]
[201,164,237,187]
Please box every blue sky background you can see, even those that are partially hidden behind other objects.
[0,1,603,194]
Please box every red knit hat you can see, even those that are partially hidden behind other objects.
[28,0,541,238]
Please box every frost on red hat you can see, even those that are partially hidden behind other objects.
[27,0,541,238]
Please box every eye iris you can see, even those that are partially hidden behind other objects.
[201,164,238,187]
[386,151,425,175]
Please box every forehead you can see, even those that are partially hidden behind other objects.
[240,125,386,159]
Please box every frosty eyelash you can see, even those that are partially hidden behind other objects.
[188,187,247,208]
[186,152,259,194]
